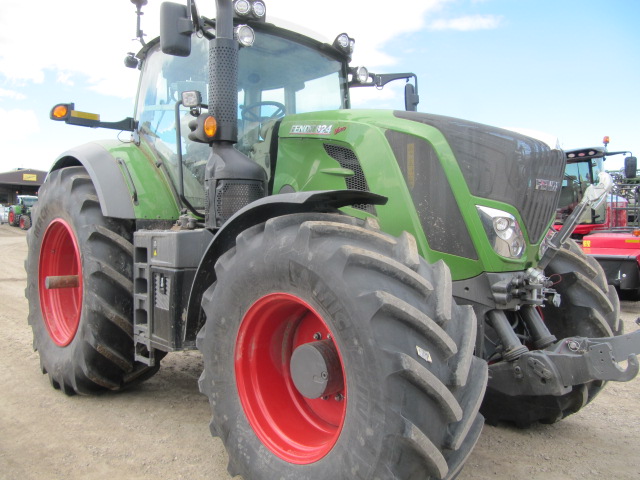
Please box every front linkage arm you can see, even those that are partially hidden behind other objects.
[489,330,640,396]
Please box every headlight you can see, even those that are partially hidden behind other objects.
[477,206,525,259]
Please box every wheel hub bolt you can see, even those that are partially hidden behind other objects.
[567,340,580,352]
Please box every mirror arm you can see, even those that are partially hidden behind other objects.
[538,172,613,269]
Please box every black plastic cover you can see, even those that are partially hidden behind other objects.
[386,130,478,260]
[395,112,565,243]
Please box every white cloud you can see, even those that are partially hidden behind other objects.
[0,0,157,97]
[55,72,75,87]
[0,88,26,100]
[0,108,39,139]
[0,108,43,171]
[269,1,452,68]
[0,0,452,97]
[428,14,503,31]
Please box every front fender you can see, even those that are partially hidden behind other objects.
[184,190,388,341]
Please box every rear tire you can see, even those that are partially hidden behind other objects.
[481,240,620,426]
[25,166,162,394]
[8,207,17,226]
[198,213,487,480]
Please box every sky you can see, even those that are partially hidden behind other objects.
[0,0,638,174]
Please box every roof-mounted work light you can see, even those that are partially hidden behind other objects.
[233,0,266,22]
[333,33,355,60]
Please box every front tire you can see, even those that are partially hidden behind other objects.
[20,215,31,230]
[198,213,487,480]
[25,166,161,394]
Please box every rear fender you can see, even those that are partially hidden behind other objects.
[184,190,388,342]
[50,142,136,219]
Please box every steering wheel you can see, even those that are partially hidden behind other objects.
[241,101,286,123]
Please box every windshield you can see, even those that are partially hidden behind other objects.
[557,159,605,225]
[20,197,38,207]
[135,29,347,208]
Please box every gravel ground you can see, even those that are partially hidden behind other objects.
[0,223,638,480]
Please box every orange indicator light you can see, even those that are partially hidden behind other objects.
[204,116,217,138]
[52,104,69,119]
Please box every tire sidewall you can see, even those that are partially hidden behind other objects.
[27,173,89,376]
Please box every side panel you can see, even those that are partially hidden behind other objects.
[50,140,181,221]
[273,110,549,280]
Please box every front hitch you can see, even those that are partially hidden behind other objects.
[488,330,640,396]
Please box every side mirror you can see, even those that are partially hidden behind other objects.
[160,2,193,57]
[404,83,420,112]
[624,156,637,179]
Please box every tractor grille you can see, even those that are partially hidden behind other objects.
[394,112,565,243]
[323,143,375,215]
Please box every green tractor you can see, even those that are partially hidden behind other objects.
[27,1,640,478]
[9,194,38,229]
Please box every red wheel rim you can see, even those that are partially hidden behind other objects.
[19,217,24,228]
[39,219,83,347]
[235,293,347,464]
[9,211,14,224]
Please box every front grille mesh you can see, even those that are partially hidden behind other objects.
[323,144,375,214]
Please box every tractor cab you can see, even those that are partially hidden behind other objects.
[134,24,350,209]
[556,142,628,237]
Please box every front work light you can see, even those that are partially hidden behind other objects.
[477,206,525,259]
[350,66,369,84]
[333,33,355,58]
[181,90,202,108]
[235,24,255,47]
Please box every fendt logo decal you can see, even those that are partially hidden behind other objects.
[535,179,560,192]
[290,124,333,135]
